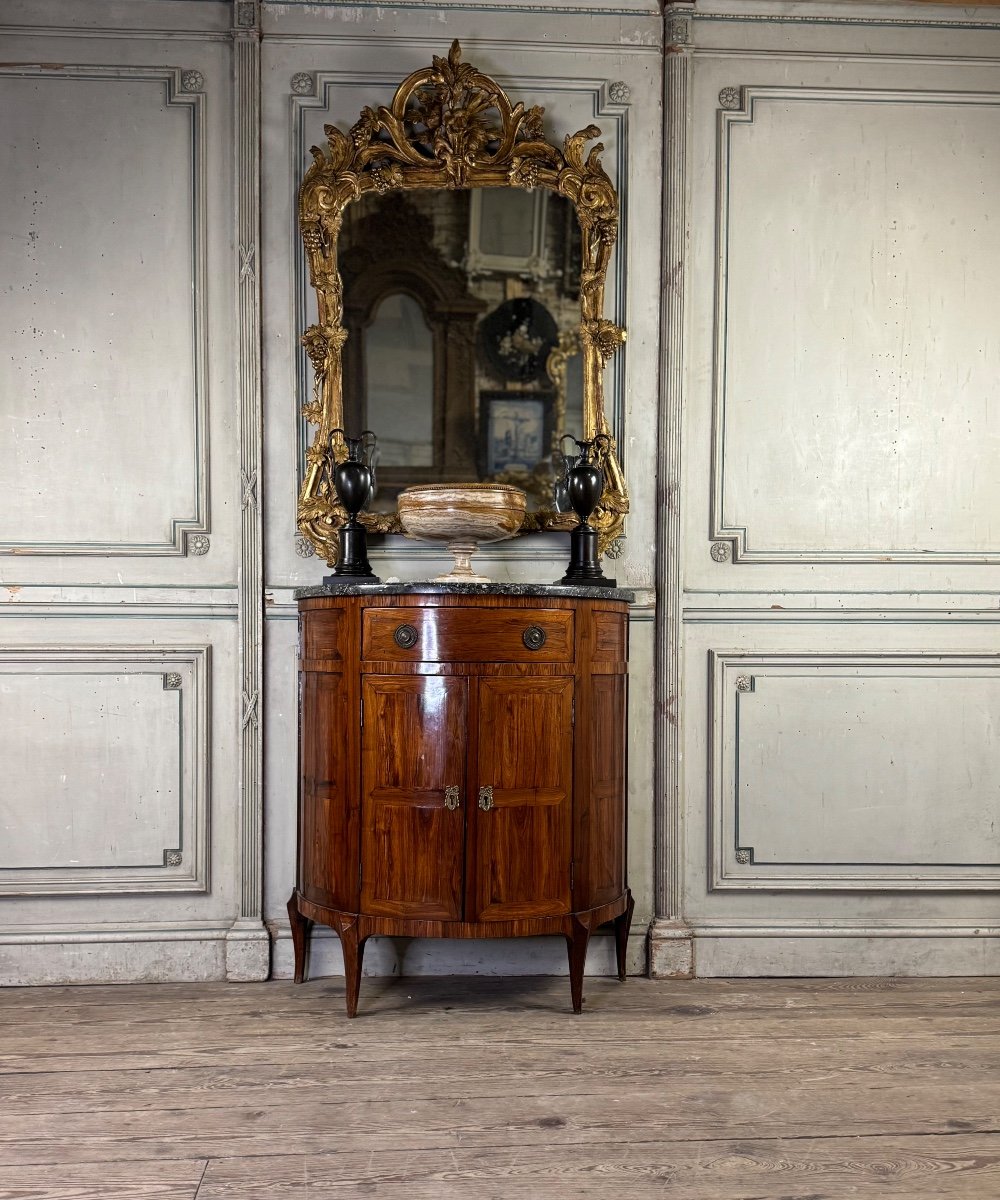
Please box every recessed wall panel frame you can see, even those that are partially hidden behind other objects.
[0,646,211,895]
[0,65,210,557]
[710,85,1000,565]
[709,650,1000,891]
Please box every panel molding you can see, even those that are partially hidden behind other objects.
[0,646,210,895]
[654,1,694,934]
[0,64,210,557]
[229,0,270,982]
[709,650,1000,891]
[694,10,1000,34]
[710,85,1000,565]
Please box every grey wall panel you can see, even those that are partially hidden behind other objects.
[0,646,210,894]
[710,86,1000,565]
[0,66,209,556]
[709,652,1000,891]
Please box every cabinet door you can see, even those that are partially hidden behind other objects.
[469,676,573,922]
[360,675,467,920]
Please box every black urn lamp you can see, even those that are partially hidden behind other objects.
[322,428,380,583]
[555,433,617,588]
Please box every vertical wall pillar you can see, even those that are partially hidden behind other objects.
[226,0,269,980]
[650,1,694,978]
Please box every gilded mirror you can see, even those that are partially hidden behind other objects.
[297,41,628,564]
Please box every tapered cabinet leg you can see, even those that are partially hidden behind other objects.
[337,918,368,1018]
[614,892,635,982]
[287,891,313,984]
[565,916,591,1014]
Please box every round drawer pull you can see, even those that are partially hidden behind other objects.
[522,625,547,651]
[393,623,419,650]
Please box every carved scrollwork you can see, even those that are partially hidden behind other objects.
[296,40,628,563]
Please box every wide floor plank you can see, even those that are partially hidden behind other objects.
[1,976,998,1198]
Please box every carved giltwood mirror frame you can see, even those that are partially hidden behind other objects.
[296,41,628,564]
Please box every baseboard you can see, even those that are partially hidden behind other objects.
[0,921,249,985]
[648,918,694,978]
[0,919,649,985]
[689,924,1000,977]
[268,919,649,979]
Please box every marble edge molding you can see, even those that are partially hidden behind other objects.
[293,581,637,603]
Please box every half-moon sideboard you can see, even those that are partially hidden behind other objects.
[288,582,633,1016]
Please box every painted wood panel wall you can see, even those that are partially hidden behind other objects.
[0,0,264,984]
[259,0,661,979]
[6,0,999,984]
[0,0,659,983]
[653,0,1000,978]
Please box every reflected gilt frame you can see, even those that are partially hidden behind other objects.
[296,40,628,564]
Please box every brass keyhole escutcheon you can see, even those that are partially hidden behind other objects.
[478,785,494,812]
[522,625,547,651]
[393,623,418,650]
[444,786,461,811]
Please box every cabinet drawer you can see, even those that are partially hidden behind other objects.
[363,607,575,663]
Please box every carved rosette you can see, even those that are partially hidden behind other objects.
[296,40,629,561]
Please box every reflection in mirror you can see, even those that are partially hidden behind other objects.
[365,292,434,471]
[339,186,582,512]
[468,189,547,274]
[565,356,584,440]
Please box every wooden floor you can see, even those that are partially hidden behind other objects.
[1,975,999,1199]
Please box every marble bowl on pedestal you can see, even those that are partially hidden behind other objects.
[397,483,527,583]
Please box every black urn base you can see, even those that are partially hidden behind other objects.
[555,526,617,588]
[323,524,380,583]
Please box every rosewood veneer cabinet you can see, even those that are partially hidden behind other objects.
[288,583,634,1016]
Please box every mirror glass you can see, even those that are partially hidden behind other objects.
[338,186,582,512]
[364,292,434,467]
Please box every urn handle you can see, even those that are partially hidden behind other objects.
[393,623,419,650]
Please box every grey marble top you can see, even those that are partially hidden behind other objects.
[294,580,635,603]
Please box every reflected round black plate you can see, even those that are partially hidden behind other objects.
[479,298,559,383]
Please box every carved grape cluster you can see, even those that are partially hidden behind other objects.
[301,326,329,371]
[300,224,324,253]
[350,110,378,148]
[370,163,403,195]
[509,159,541,190]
